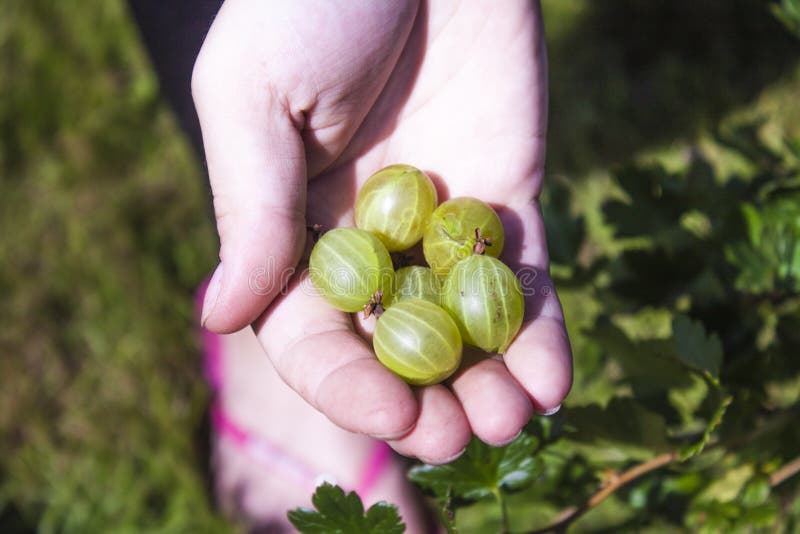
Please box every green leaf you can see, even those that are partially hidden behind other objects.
[287,483,405,534]
[698,464,754,504]
[690,471,779,531]
[726,241,776,292]
[687,500,742,532]
[672,314,723,379]
[498,434,544,491]
[741,203,763,246]
[765,372,800,408]
[589,322,694,396]
[541,179,586,265]
[612,307,673,341]
[604,165,692,249]
[737,501,779,528]
[772,0,800,39]
[566,398,670,458]
[434,486,458,534]
[740,476,771,507]
[679,394,732,460]
[726,198,800,293]
[408,433,541,503]
[669,373,710,425]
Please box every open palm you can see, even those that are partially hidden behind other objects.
[193,0,571,463]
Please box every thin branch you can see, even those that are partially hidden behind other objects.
[526,452,677,534]
[770,456,800,488]
[522,406,800,534]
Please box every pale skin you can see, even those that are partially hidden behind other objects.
[194,0,572,464]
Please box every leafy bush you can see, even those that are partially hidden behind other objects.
[773,0,800,38]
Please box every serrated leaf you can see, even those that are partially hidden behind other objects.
[363,503,407,534]
[408,433,540,503]
[679,394,732,460]
[672,315,723,379]
[497,435,543,491]
[591,322,693,387]
[566,398,670,458]
[287,483,404,534]
[727,198,800,293]
[288,510,335,533]
[433,486,457,534]
[312,482,364,519]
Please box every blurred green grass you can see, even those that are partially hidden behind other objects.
[0,1,225,531]
[1,0,798,532]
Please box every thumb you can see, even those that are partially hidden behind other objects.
[192,36,306,334]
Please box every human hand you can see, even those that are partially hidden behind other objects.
[193,0,572,464]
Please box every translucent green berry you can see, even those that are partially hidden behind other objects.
[392,266,441,305]
[373,299,462,385]
[441,254,523,354]
[309,228,394,313]
[355,164,438,251]
[423,197,505,276]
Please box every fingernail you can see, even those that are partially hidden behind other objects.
[374,422,416,441]
[201,264,223,328]
[493,429,523,447]
[420,447,467,465]
[539,404,561,416]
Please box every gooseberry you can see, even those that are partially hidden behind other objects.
[422,197,505,276]
[309,228,394,313]
[373,299,462,385]
[355,164,438,251]
[392,266,441,305]
[441,254,524,354]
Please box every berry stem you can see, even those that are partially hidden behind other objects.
[362,290,385,319]
[472,227,493,255]
[306,223,324,242]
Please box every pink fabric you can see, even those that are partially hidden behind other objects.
[356,441,393,497]
[195,278,390,499]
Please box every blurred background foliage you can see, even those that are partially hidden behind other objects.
[1,0,799,532]
[0,1,223,532]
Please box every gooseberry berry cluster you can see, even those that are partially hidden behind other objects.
[309,164,524,386]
